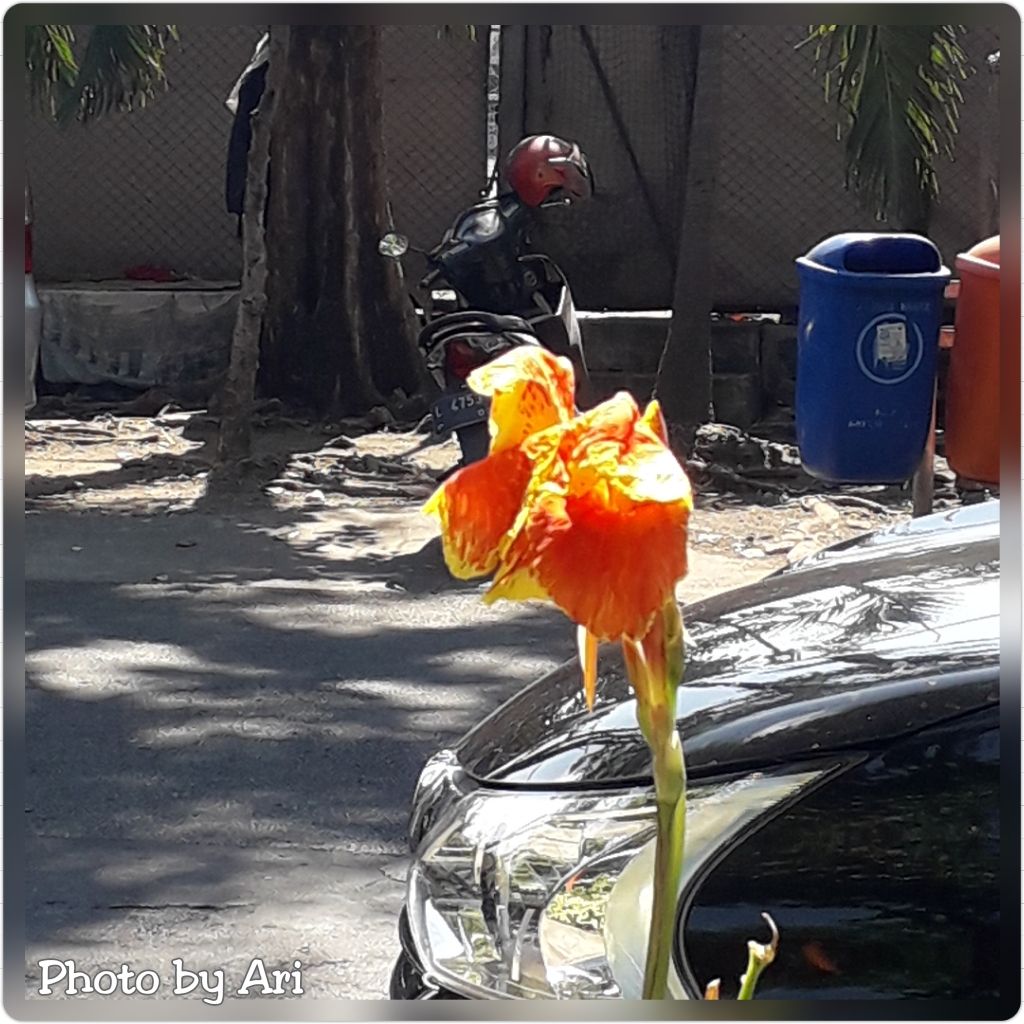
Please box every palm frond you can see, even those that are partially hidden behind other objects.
[437,25,478,42]
[801,24,973,226]
[25,25,78,119]
[26,24,178,125]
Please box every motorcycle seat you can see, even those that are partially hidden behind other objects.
[418,310,534,351]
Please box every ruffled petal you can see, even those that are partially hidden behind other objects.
[429,356,693,696]
[423,445,532,579]
[564,394,692,508]
[476,392,692,639]
[468,347,577,453]
[522,488,690,640]
[483,562,551,604]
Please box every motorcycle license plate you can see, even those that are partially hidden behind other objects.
[431,389,490,436]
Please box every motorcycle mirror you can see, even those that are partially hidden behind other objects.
[378,232,410,258]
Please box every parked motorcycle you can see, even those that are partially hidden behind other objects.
[379,135,594,466]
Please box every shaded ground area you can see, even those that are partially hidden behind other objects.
[24,498,574,1002]
[22,409,915,1004]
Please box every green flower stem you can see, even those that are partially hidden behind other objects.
[736,949,768,1001]
[628,600,688,1001]
[640,716,687,1000]
[736,914,780,1000]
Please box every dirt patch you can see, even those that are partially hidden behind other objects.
[25,409,918,600]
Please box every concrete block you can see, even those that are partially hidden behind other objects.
[588,371,657,406]
[711,322,761,374]
[760,323,798,407]
[579,313,668,373]
[712,371,763,431]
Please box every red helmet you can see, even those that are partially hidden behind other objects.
[504,134,594,207]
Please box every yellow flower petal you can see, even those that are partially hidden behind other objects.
[565,395,692,508]
[483,563,551,605]
[577,626,599,710]
[640,399,670,445]
[468,347,576,453]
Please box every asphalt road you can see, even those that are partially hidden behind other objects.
[22,507,573,1003]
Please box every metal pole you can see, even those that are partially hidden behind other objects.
[911,302,957,518]
[911,379,937,517]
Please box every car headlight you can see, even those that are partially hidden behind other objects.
[407,761,838,999]
[407,749,468,854]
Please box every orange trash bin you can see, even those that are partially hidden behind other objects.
[943,235,1000,485]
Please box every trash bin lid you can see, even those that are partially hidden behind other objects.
[962,235,1000,268]
[802,232,943,274]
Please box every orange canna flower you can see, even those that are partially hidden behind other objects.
[426,345,698,1000]
[424,346,692,708]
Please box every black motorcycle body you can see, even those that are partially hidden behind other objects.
[390,193,590,466]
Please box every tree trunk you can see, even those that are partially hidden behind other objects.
[654,26,723,454]
[216,28,283,467]
[895,176,932,235]
[260,26,427,416]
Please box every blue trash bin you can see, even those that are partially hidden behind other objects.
[795,232,951,483]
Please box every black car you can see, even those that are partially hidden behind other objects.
[391,502,1005,1002]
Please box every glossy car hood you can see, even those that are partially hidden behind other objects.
[779,500,1000,575]
[455,515,999,786]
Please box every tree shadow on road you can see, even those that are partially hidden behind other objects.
[23,501,575,964]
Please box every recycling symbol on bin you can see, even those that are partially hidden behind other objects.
[855,313,924,386]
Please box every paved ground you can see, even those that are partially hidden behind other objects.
[21,417,903,1006]
[23,503,568,1001]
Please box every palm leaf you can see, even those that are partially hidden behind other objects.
[25,25,78,119]
[800,25,973,226]
[26,24,178,125]
[437,25,478,41]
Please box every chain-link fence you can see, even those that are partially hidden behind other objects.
[713,24,1000,311]
[26,26,263,282]
[498,24,695,310]
[380,25,490,247]
[26,24,489,283]
[499,24,1001,311]
[27,23,999,312]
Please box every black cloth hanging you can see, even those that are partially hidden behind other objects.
[225,60,269,223]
